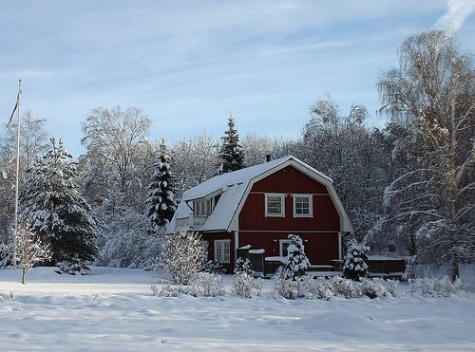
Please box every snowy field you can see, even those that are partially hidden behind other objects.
[1,266,475,351]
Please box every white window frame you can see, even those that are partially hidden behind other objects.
[279,239,292,257]
[194,200,211,217]
[293,194,313,217]
[214,239,231,264]
[265,193,285,217]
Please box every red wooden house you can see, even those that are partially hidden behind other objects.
[167,156,353,274]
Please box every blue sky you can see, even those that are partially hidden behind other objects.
[1,0,475,156]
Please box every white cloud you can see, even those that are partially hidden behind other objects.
[433,0,475,32]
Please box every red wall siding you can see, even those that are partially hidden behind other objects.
[239,166,340,232]
[201,232,234,273]
[238,232,339,266]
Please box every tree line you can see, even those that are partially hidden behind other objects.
[0,30,473,281]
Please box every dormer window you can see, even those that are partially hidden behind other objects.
[194,199,210,217]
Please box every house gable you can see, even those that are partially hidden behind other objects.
[238,166,341,232]
[168,156,353,234]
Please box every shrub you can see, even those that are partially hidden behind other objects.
[409,276,463,296]
[196,272,225,297]
[343,239,369,281]
[233,273,254,298]
[159,231,206,285]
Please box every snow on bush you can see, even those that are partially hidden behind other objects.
[196,272,225,297]
[151,273,225,297]
[300,276,335,300]
[409,276,463,296]
[234,257,253,276]
[0,242,12,268]
[361,278,393,298]
[232,273,254,298]
[329,276,362,298]
[280,234,310,280]
[159,230,206,285]
[97,210,161,269]
[343,239,369,281]
[55,256,89,275]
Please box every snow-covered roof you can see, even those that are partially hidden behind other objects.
[168,155,353,233]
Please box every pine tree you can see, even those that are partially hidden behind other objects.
[219,114,245,173]
[281,234,310,280]
[343,239,369,281]
[146,144,178,228]
[19,138,99,265]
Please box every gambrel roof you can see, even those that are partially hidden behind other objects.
[168,155,353,233]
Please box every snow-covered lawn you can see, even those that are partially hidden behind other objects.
[1,266,475,351]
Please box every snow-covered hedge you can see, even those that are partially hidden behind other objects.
[409,276,463,296]
[275,276,399,300]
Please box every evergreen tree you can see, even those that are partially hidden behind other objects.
[146,144,178,228]
[343,239,369,281]
[19,138,99,264]
[281,234,310,280]
[219,114,245,172]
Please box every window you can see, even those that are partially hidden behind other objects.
[265,193,285,217]
[214,240,231,263]
[194,199,212,217]
[293,194,312,217]
[279,239,292,257]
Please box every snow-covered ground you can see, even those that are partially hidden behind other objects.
[1,266,475,351]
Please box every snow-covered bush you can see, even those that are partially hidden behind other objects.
[234,257,253,276]
[329,276,362,298]
[151,284,198,297]
[159,230,206,285]
[361,278,393,298]
[233,273,254,298]
[16,225,51,283]
[55,255,89,275]
[343,239,369,281]
[300,276,334,300]
[96,209,162,269]
[203,260,226,274]
[196,272,225,297]
[409,276,463,296]
[275,277,297,299]
[280,234,310,280]
[0,242,11,268]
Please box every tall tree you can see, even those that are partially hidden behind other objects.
[171,133,220,198]
[19,138,99,264]
[297,97,388,240]
[146,143,178,229]
[0,110,49,244]
[80,106,154,213]
[219,114,245,173]
[368,31,475,281]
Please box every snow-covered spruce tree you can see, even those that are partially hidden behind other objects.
[219,114,245,173]
[19,138,99,266]
[280,234,310,280]
[159,231,206,285]
[16,224,50,284]
[234,256,253,276]
[146,144,177,229]
[343,239,369,281]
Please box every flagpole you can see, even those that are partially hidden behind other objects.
[12,79,22,268]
